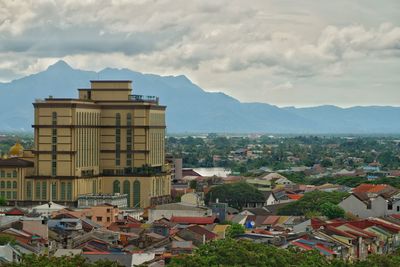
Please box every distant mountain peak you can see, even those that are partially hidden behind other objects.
[47,60,73,71]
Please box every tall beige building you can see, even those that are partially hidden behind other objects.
[0,80,171,208]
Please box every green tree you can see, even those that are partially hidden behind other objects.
[189,180,198,190]
[320,202,345,219]
[168,239,333,267]
[3,254,123,267]
[225,223,245,238]
[205,182,265,210]
[0,235,16,245]
[278,191,349,216]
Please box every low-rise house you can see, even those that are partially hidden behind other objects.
[148,202,212,223]
[246,179,272,192]
[48,218,83,231]
[339,184,400,218]
[32,202,66,217]
[0,244,22,264]
[212,224,230,239]
[177,225,218,246]
[171,241,194,255]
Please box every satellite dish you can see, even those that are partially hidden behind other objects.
[250,221,255,227]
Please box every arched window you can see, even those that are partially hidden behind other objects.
[133,180,141,208]
[113,180,120,194]
[123,180,130,207]
[6,181,11,189]
[0,181,4,188]
[12,181,17,189]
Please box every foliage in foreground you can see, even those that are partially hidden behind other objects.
[2,254,123,267]
[168,239,400,267]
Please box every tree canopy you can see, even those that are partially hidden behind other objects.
[169,239,400,267]
[277,191,348,217]
[205,182,265,210]
[3,254,123,267]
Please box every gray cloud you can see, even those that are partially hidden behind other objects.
[0,0,399,106]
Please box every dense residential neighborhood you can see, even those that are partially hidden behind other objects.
[1,132,400,266]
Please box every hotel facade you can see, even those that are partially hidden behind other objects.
[0,80,171,208]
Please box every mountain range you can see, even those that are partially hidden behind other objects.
[0,60,399,134]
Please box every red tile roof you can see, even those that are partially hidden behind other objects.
[186,225,218,240]
[5,207,25,216]
[170,216,217,225]
[262,216,280,225]
[353,184,393,194]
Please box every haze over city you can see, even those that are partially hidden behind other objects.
[1,0,400,107]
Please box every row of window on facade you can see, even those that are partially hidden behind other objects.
[25,181,73,201]
[115,113,134,167]
[113,180,140,208]
[0,191,17,200]
[0,170,17,178]
[0,181,17,189]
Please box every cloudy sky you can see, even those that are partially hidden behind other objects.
[1,0,399,107]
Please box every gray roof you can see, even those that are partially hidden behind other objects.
[153,203,207,211]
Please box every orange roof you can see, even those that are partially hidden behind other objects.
[352,184,390,194]
[287,194,303,200]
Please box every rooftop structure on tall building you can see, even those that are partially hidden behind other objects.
[0,80,171,208]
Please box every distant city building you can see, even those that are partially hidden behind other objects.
[0,80,171,208]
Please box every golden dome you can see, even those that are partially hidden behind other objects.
[9,142,24,158]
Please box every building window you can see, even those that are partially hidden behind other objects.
[126,113,132,167]
[61,182,66,200]
[113,180,120,194]
[388,203,393,210]
[67,182,72,200]
[0,191,4,198]
[107,217,110,222]
[6,181,11,189]
[12,191,17,200]
[0,181,4,189]
[12,171,17,178]
[42,182,47,200]
[123,180,130,207]
[51,112,57,177]
[96,216,102,222]
[6,191,11,200]
[7,172,11,178]
[0,171,4,178]
[51,182,57,201]
[133,180,141,208]
[12,181,17,189]
[92,180,97,194]
[26,181,32,199]
[397,206,400,212]
[115,113,121,166]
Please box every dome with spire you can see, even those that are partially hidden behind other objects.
[9,141,24,158]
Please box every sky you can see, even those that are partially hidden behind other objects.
[0,0,399,107]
